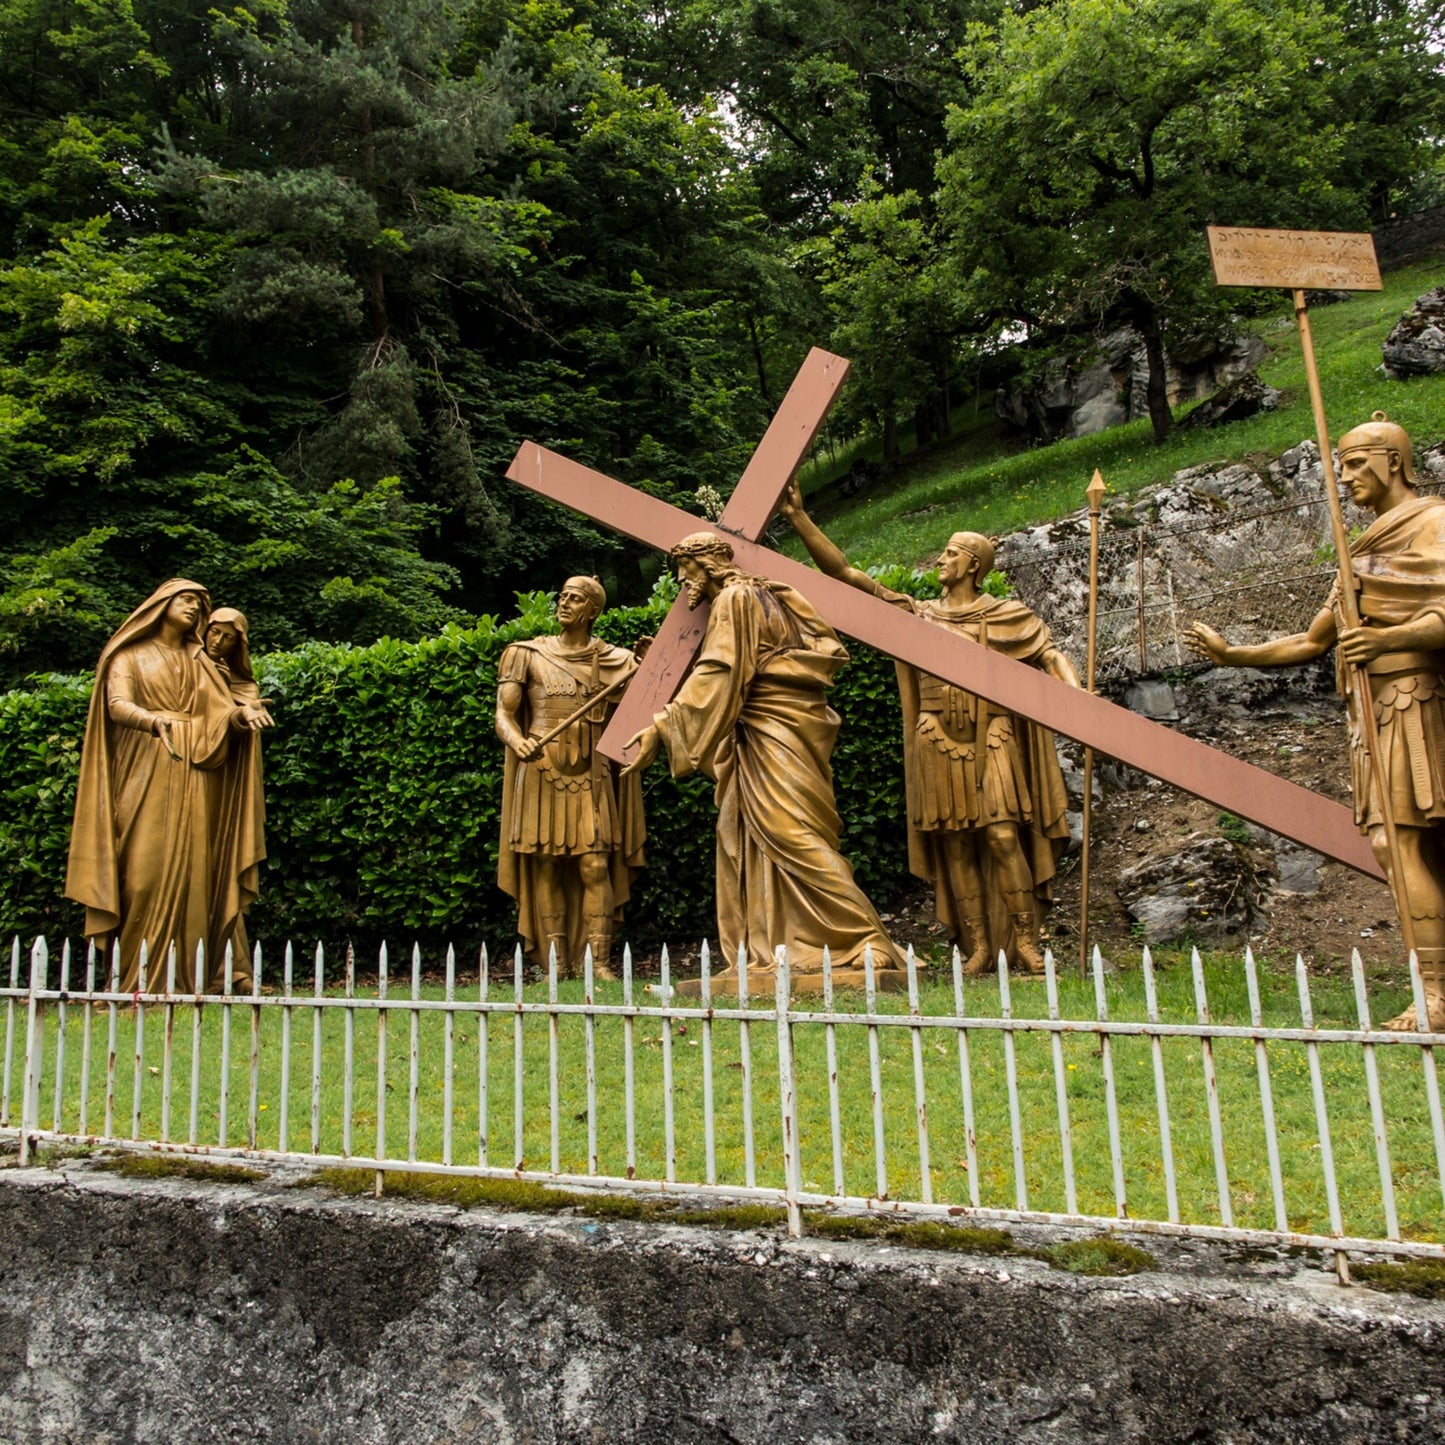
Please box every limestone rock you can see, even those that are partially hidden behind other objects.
[1274,837,1324,895]
[1124,679,1179,721]
[994,436,1445,682]
[1116,835,1266,943]
[1172,664,1337,723]
[994,330,1265,443]
[991,434,1445,700]
[1177,371,1281,431]
[1057,752,1103,809]
[1383,287,1445,378]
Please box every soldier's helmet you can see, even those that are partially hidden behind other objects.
[1337,411,1418,486]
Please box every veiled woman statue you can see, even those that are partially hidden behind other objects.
[203,607,272,984]
[65,581,268,992]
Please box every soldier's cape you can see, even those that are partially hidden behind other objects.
[893,595,1071,955]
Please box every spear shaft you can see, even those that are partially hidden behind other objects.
[1293,288,1414,956]
[1080,470,1106,976]
[523,672,631,759]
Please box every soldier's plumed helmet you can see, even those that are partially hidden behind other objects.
[1337,411,1418,486]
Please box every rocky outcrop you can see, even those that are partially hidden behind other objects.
[998,438,1445,681]
[1382,287,1445,378]
[994,329,1265,442]
[1177,370,1281,431]
[1274,837,1325,894]
[1116,834,1269,943]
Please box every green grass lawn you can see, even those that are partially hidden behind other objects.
[7,951,1442,1244]
[788,257,1445,571]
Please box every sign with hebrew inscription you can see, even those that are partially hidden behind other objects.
[1206,225,1382,291]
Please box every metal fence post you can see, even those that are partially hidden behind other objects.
[2,936,19,1129]
[19,936,45,1165]
[775,947,802,1238]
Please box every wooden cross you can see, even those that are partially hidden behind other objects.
[598,347,852,759]
[505,353,1382,879]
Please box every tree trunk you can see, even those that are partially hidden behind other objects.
[882,409,899,462]
[364,264,388,343]
[934,352,953,438]
[353,15,388,344]
[746,313,773,411]
[1137,305,1172,443]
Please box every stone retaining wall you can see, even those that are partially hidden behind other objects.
[1,1167,1443,1443]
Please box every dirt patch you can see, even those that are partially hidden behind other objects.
[1047,699,1399,972]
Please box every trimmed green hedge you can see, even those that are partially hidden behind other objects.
[1,575,934,956]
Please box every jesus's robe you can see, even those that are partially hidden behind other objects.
[655,576,903,974]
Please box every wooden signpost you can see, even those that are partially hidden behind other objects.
[1079,468,1107,974]
[1205,224,1409,946]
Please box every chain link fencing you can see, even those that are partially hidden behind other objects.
[997,447,1445,685]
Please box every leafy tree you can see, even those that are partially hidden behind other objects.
[583,0,1003,442]
[803,180,961,460]
[0,0,792,674]
[1324,0,1445,221]
[0,211,463,679]
[936,0,1436,443]
[591,0,993,229]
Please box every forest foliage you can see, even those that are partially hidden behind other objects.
[1,0,1442,682]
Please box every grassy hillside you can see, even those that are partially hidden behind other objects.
[791,256,1445,570]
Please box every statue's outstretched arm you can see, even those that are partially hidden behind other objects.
[778,479,882,596]
[1041,645,1082,689]
[1186,606,1336,669]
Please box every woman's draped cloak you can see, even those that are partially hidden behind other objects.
[65,581,256,991]
[656,578,903,973]
[497,636,645,964]
[206,608,267,985]
[1335,493,1445,835]
[881,591,1071,959]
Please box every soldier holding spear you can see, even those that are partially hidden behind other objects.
[1189,418,1445,1031]
[495,577,649,978]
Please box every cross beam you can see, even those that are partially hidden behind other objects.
[505,440,1383,879]
[599,347,851,758]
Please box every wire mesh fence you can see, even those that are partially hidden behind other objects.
[5,935,1444,1271]
[1000,475,1445,684]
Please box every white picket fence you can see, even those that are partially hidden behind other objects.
[4,935,1444,1277]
